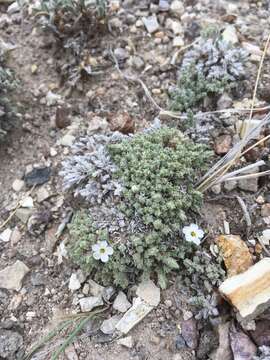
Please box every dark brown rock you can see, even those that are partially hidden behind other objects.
[108,111,135,134]
[214,135,232,155]
[250,320,270,346]
[55,107,70,129]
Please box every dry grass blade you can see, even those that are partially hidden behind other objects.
[51,315,92,360]
[223,170,270,182]
[23,307,108,360]
[197,112,270,192]
[236,196,251,228]
[216,160,265,184]
[247,33,270,124]
[197,33,270,192]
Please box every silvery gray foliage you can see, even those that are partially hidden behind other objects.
[88,204,147,236]
[181,37,248,81]
[60,132,129,204]
[253,346,270,360]
[189,293,220,320]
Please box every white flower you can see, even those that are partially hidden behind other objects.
[92,241,114,263]
[183,223,204,245]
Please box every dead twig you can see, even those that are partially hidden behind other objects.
[257,236,270,256]
[0,186,35,230]
[236,196,252,232]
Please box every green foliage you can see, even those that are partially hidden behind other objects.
[179,251,226,319]
[68,127,212,289]
[108,127,211,231]
[170,26,247,114]
[170,63,230,113]
[182,251,225,292]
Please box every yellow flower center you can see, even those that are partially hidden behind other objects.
[100,248,106,254]
[191,231,197,237]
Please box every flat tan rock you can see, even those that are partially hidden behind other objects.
[0,260,30,291]
[219,258,270,319]
[217,234,253,277]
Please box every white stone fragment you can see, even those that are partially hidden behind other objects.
[60,134,75,147]
[116,297,154,334]
[12,179,24,192]
[113,291,132,313]
[100,315,122,335]
[79,296,103,312]
[142,15,159,34]
[117,336,133,348]
[20,196,34,208]
[260,229,270,245]
[68,273,81,291]
[136,279,160,307]
[219,258,270,319]
[0,228,12,242]
[222,25,238,45]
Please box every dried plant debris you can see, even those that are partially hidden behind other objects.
[170,27,248,113]
[62,124,212,289]
[0,43,17,140]
[33,0,108,86]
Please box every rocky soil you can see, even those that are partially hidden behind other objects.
[1,0,270,359]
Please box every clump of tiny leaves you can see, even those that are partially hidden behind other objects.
[181,251,225,319]
[170,26,248,112]
[33,0,108,86]
[0,46,17,140]
[66,125,212,289]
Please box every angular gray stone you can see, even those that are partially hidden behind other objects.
[0,329,23,359]
[113,291,131,313]
[217,93,233,110]
[7,2,20,14]
[136,279,160,307]
[68,273,81,292]
[0,260,30,291]
[159,0,169,11]
[88,279,104,296]
[79,296,103,312]
[0,228,12,242]
[15,208,33,223]
[170,0,184,18]
[238,176,258,193]
[60,134,75,147]
[117,336,133,348]
[142,15,159,34]
[100,315,122,335]
[12,179,24,192]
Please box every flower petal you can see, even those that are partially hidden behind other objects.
[93,251,101,260]
[100,253,109,263]
[197,229,204,239]
[106,246,114,255]
[99,241,108,248]
[182,226,191,235]
[189,223,199,231]
[184,234,193,242]
[92,244,100,252]
[193,238,201,245]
